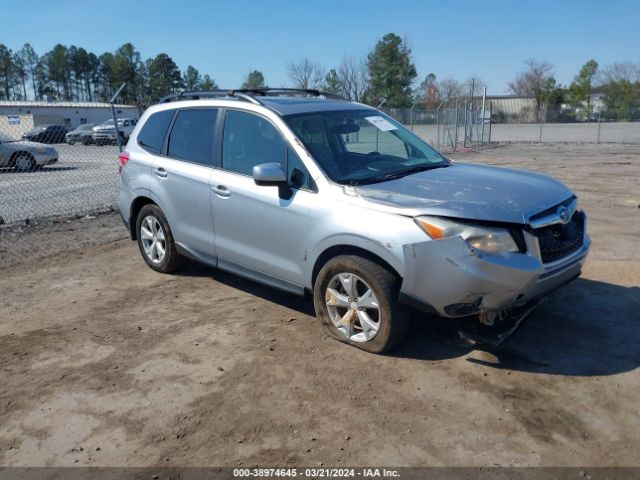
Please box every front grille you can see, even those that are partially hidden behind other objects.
[529,195,576,222]
[532,211,585,263]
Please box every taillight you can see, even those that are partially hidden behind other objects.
[118,151,130,173]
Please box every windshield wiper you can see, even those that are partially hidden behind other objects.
[349,163,448,185]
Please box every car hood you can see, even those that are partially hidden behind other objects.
[94,125,116,132]
[354,162,572,224]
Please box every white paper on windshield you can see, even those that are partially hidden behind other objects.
[365,116,397,131]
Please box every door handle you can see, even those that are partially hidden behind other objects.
[212,185,230,197]
[154,167,167,178]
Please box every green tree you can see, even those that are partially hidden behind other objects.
[183,65,202,90]
[43,44,72,100]
[112,43,142,103]
[603,80,640,120]
[12,51,27,99]
[200,74,217,90]
[0,44,16,99]
[18,43,40,100]
[85,52,100,101]
[323,69,341,95]
[539,77,568,120]
[568,59,598,110]
[241,70,266,90]
[365,33,417,108]
[146,53,182,102]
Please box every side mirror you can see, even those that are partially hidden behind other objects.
[253,162,287,186]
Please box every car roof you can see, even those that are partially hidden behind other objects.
[257,97,375,116]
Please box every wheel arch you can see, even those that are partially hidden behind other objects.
[9,150,35,165]
[129,195,157,240]
[310,244,403,289]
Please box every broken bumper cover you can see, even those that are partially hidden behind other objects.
[399,233,590,318]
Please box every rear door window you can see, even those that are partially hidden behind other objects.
[137,109,174,155]
[167,109,218,165]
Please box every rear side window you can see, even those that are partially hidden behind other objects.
[167,109,218,165]
[137,109,174,154]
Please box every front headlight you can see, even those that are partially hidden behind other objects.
[415,215,519,254]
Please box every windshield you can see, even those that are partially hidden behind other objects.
[0,132,17,143]
[284,109,448,185]
[78,124,94,130]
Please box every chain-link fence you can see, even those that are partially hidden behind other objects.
[0,106,137,230]
[387,95,640,147]
[391,104,491,151]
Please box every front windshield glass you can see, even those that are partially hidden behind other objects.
[284,109,448,185]
[0,132,16,143]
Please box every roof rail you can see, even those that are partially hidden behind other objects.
[158,89,262,105]
[158,88,347,105]
[231,88,347,101]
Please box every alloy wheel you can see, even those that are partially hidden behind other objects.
[325,272,381,342]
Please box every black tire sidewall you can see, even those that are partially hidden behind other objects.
[14,154,35,172]
[135,205,180,273]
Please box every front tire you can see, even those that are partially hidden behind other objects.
[135,204,185,273]
[13,153,36,172]
[313,255,409,353]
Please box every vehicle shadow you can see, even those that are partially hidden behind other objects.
[39,166,78,172]
[0,166,77,174]
[179,260,640,377]
[393,278,640,377]
[179,260,315,316]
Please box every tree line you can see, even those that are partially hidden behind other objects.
[0,35,638,119]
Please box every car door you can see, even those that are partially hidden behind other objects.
[210,109,313,290]
[149,108,219,259]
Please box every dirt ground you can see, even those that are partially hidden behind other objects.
[0,143,639,467]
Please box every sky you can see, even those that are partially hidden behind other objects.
[3,0,639,94]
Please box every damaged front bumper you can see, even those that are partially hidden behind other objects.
[399,227,590,324]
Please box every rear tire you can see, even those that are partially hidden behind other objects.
[135,204,185,273]
[313,255,409,353]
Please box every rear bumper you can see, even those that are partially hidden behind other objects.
[118,185,133,237]
[400,232,590,318]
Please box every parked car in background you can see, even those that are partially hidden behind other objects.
[119,89,590,354]
[21,124,68,144]
[66,123,97,145]
[0,132,58,172]
[92,118,138,146]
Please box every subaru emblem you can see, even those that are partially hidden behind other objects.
[557,205,571,223]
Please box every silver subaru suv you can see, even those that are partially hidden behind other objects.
[118,89,589,353]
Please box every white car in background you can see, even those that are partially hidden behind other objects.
[0,132,58,172]
[92,118,138,146]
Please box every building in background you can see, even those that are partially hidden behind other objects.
[0,101,139,138]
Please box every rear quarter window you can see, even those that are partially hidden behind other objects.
[137,109,174,154]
